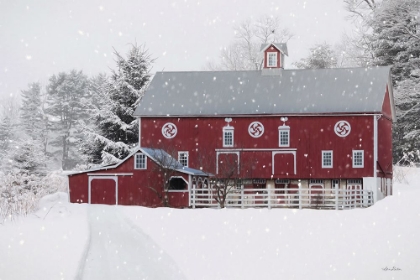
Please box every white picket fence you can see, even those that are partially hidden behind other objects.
[190,188,373,210]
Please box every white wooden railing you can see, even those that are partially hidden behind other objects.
[190,188,373,210]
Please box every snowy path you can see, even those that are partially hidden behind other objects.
[79,205,186,280]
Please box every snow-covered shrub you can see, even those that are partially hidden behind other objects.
[0,170,68,223]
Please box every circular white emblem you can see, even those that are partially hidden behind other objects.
[334,121,351,137]
[162,122,177,139]
[248,121,264,138]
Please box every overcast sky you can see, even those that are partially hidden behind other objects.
[0,0,352,102]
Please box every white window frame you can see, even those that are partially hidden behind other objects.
[267,52,277,67]
[134,153,147,170]
[223,126,234,147]
[322,150,333,168]
[278,126,290,147]
[352,150,364,168]
[178,151,189,167]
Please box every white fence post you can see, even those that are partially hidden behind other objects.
[335,189,338,210]
[298,183,302,210]
[192,182,196,208]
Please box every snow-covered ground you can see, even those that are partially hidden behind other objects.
[1,167,419,280]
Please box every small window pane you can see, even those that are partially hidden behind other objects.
[268,52,277,67]
[135,154,146,169]
[279,130,289,146]
[178,152,188,167]
[353,150,364,168]
[223,130,233,147]
[322,151,333,168]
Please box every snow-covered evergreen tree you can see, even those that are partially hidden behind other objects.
[2,139,47,176]
[294,43,338,69]
[0,116,13,160]
[343,0,420,163]
[45,70,90,169]
[369,0,420,162]
[83,44,153,165]
[20,82,49,152]
[78,73,110,167]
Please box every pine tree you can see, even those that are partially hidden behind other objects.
[0,116,13,160]
[45,70,90,169]
[20,82,49,152]
[294,43,338,69]
[79,73,109,166]
[83,44,153,165]
[2,139,47,176]
[368,0,420,162]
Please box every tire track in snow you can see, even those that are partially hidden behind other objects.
[80,205,186,280]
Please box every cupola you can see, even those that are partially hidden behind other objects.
[260,43,288,69]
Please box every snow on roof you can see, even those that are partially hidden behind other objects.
[260,43,288,55]
[134,66,393,118]
[67,146,209,176]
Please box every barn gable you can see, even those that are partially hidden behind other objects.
[67,146,209,206]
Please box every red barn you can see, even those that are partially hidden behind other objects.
[67,147,209,207]
[132,43,395,209]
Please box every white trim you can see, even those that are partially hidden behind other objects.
[278,126,290,147]
[352,150,364,168]
[216,148,297,152]
[87,173,133,176]
[138,117,141,147]
[272,151,297,175]
[188,175,192,207]
[223,126,234,147]
[88,175,118,205]
[322,150,333,168]
[178,151,189,167]
[133,113,387,118]
[267,52,278,67]
[216,151,240,174]
[134,153,147,169]
[373,115,380,178]
[168,176,189,192]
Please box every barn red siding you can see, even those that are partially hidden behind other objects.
[141,115,375,179]
[68,154,193,207]
[69,174,89,203]
[263,45,281,68]
[378,116,393,178]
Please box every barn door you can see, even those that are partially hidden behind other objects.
[89,176,118,205]
[273,152,295,176]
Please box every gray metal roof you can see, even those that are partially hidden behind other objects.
[260,43,288,56]
[141,147,209,176]
[134,67,393,118]
[67,146,209,176]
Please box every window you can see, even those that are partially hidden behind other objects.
[332,179,340,189]
[223,126,234,147]
[353,150,364,168]
[134,153,146,169]
[348,179,362,184]
[322,150,333,168]
[278,126,290,147]
[275,179,290,184]
[267,52,277,67]
[178,151,189,167]
[310,179,324,184]
[169,177,187,190]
